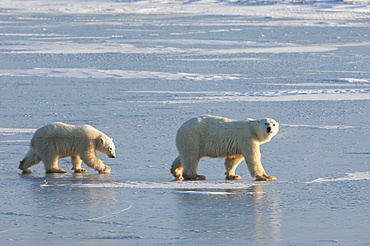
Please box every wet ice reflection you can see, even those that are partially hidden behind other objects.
[19,173,119,222]
[174,185,281,242]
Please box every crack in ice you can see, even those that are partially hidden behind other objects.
[308,172,370,183]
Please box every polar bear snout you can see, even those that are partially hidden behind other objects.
[263,120,279,135]
[104,142,116,159]
[265,123,273,134]
[107,149,116,158]
[267,126,272,133]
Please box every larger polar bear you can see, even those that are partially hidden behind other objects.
[171,115,279,181]
[19,122,116,174]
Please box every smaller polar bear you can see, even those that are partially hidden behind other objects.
[19,122,116,174]
[171,115,279,181]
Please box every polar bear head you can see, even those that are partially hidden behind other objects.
[255,118,279,143]
[97,137,116,158]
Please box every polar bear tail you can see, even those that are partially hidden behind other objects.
[19,149,41,173]
[170,156,183,181]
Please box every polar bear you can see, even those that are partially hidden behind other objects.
[170,115,279,181]
[19,122,116,174]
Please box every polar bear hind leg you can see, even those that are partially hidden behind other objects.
[170,156,184,180]
[42,155,67,173]
[171,156,205,181]
[71,155,87,173]
[224,155,244,180]
[19,149,42,173]
[180,155,205,181]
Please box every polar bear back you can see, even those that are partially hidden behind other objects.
[31,122,104,156]
[176,115,256,158]
[180,115,248,137]
[175,115,279,158]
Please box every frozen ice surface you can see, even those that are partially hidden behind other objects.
[1,0,370,245]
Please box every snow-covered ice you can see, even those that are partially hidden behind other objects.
[1,0,370,245]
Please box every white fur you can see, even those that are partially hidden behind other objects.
[19,122,116,174]
[171,115,279,181]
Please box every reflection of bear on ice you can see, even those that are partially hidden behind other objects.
[19,122,116,174]
[171,115,279,181]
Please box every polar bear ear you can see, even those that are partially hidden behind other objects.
[100,137,106,145]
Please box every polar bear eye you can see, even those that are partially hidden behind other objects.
[273,124,275,126]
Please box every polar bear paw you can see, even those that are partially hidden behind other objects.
[46,168,67,173]
[173,175,184,181]
[183,174,206,181]
[73,168,88,173]
[20,169,32,174]
[226,175,242,180]
[255,174,277,181]
[98,165,111,174]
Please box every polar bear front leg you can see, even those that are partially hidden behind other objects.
[224,155,244,180]
[242,142,276,181]
[71,156,87,173]
[80,152,111,174]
